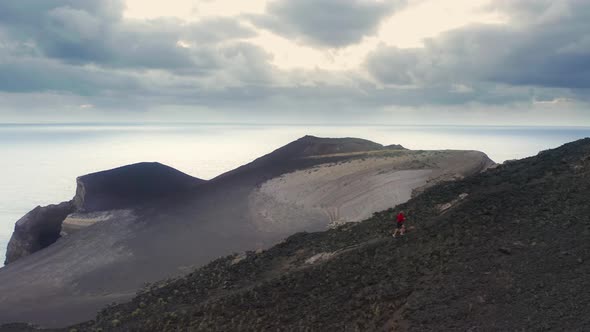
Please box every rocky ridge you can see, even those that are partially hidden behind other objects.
[4,202,74,265]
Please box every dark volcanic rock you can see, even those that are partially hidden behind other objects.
[4,201,74,265]
[74,162,204,212]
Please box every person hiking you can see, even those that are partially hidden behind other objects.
[392,211,406,238]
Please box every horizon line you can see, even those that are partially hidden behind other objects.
[1,122,590,129]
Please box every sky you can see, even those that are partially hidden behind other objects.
[0,0,589,125]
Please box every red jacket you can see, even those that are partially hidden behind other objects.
[396,213,406,224]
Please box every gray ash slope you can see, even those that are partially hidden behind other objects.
[36,137,590,332]
[0,136,492,328]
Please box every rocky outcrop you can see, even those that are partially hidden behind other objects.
[4,201,74,265]
[60,210,135,236]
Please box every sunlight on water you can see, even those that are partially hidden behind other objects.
[0,123,588,262]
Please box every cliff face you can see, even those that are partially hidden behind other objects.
[4,162,204,266]
[62,138,590,332]
[4,201,74,265]
[0,136,494,328]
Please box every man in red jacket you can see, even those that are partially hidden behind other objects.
[392,211,406,238]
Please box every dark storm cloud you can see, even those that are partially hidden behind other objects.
[0,43,277,103]
[0,0,588,121]
[248,0,405,48]
[123,70,530,112]
[0,58,141,95]
[487,0,572,22]
[0,0,123,25]
[0,1,256,70]
[0,0,269,99]
[366,0,590,90]
[0,40,278,111]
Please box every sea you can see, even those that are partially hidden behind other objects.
[1,123,589,263]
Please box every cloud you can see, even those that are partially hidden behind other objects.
[248,0,405,48]
[0,0,123,25]
[487,0,574,24]
[0,1,256,70]
[0,0,275,104]
[533,97,571,105]
[186,17,257,44]
[366,25,516,86]
[366,0,590,93]
[0,0,587,125]
[0,57,144,102]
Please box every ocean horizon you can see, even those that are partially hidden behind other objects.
[1,123,589,262]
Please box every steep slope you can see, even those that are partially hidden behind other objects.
[0,136,492,328]
[43,138,590,332]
